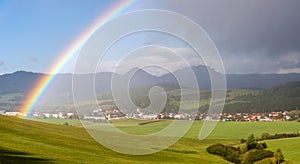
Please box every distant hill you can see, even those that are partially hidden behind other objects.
[98,82,300,114]
[224,82,300,113]
[0,71,40,94]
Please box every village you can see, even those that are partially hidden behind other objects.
[1,108,298,122]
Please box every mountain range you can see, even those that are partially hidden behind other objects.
[1,65,300,96]
[1,66,300,112]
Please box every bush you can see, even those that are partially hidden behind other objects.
[206,144,241,163]
[206,144,227,157]
[274,149,284,163]
[257,142,268,149]
[259,132,300,140]
[261,133,270,140]
[247,134,258,150]
[240,145,248,154]
[243,149,274,164]
[241,138,247,144]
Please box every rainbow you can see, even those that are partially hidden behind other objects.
[20,0,135,115]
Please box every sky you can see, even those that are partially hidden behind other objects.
[0,0,300,75]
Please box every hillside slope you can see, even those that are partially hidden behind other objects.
[224,82,300,113]
[0,115,229,163]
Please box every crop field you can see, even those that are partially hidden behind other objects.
[1,115,300,163]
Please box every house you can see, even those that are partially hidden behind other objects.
[33,112,41,117]
[5,112,25,117]
[67,113,75,118]
[106,113,126,120]
[259,118,270,122]
[58,112,65,118]
[53,114,59,118]
[43,113,51,118]
[84,115,106,121]
[0,110,6,115]
[92,109,102,113]
[142,114,157,120]
[173,114,185,120]
[269,112,279,117]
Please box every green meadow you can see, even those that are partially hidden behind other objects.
[1,115,300,163]
[265,137,300,163]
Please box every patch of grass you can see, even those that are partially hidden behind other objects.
[0,147,55,163]
[26,117,83,126]
[265,137,300,163]
[165,148,198,154]
[207,121,300,139]
[138,119,165,125]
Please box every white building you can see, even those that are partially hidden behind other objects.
[67,113,75,117]
[5,112,26,117]
[43,113,51,118]
[0,110,6,115]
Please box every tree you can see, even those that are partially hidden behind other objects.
[240,138,247,144]
[261,132,270,140]
[246,134,257,150]
[256,142,267,149]
[274,149,284,164]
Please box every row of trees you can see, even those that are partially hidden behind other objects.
[241,133,300,143]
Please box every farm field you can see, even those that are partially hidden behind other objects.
[1,115,300,163]
[265,137,300,163]
[26,117,83,126]
[27,117,300,139]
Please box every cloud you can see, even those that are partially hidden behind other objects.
[60,1,300,75]
[277,68,300,74]
[277,52,300,69]
[32,58,39,62]
[30,58,39,62]
[97,47,205,75]
[0,60,4,67]
[133,0,300,74]
[222,51,300,74]
[153,0,300,55]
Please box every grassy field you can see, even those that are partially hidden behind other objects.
[26,117,83,126]
[1,116,300,163]
[265,137,300,163]
[97,119,300,140]
[0,115,230,163]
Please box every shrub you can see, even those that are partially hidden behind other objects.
[259,132,300,140]
[240,145,248,154]
[246,134,258,150]
[241,138,247,144]
[261,133,270,140]
[257,142,268,149]
[274,149,284,164]
[243,149,274,164]
[206,144,227,157]
[206,144,241,163]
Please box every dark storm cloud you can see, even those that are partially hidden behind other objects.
[137,0,300,73]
